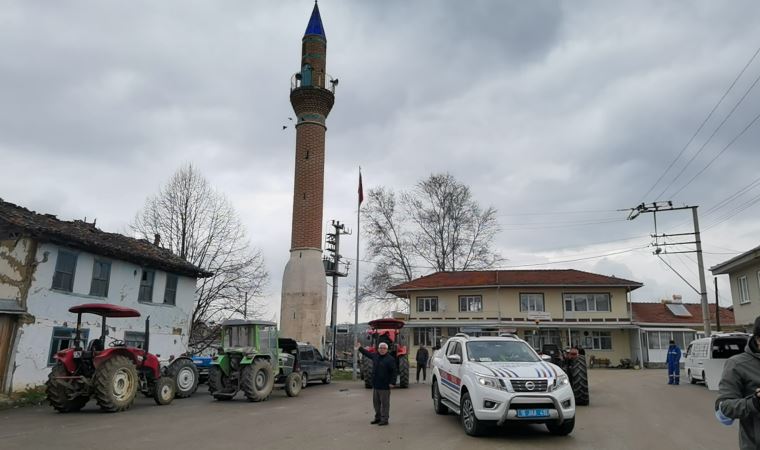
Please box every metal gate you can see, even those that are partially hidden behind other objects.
[0,315,17,392]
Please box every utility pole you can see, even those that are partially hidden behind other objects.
[715,277,721,332]
[325,221,350,369]
[627,202,711,336]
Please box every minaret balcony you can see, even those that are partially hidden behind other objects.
[291,72,338,93]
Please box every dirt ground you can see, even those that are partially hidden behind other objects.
[0,369,739,450]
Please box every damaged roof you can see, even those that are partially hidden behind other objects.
[0,198,212,278]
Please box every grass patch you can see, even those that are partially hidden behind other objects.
[0,385,47,409]
[331,369,360,381]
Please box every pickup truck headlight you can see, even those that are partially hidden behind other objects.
[477,375,505,391]
[549,373,570,392]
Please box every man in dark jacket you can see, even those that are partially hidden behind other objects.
[666,340,682,385]
[416,345,429,383]
[716,317,760,450]
[356,340,397,426]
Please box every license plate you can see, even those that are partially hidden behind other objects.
[517,408,549,418]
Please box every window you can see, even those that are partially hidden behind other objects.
[416,296,438,312]
[124,331,146,349]
[164,274,178,305]
[52,250,78,292]
[446,341,462,358]
[299,348,315,361]
[313,349,324,361]
[564,293,611,312]
[138,269,155,303]
[413,327,441,347]
[646,331,695,351]
[89,260,111,297]
[48,327,89,365]
[571,330,612,350]
[258,326,277,354]
[524,329,561,349]
[459,295,483,312]
[520,293,545,312]
[224,326,250,348]
[739,276,750,304]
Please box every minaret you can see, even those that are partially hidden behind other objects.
[280,2,335,348]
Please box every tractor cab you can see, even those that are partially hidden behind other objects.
[360,318,410,388]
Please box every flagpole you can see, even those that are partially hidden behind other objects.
[353,167,361,380]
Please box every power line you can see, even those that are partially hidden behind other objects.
[496,208,620,217]
[658,69,760,199]
[703,174,760,216]
[669,109,760,199]
[494,246,650,269]
[640,44,760,202]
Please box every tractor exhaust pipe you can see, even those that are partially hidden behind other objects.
[144,316,150,354]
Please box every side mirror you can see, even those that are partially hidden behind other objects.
[540,354,552,362]
[446,354,462,365]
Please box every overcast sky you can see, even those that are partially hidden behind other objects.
[2,1,760,323]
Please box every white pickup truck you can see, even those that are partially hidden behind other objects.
[431,333,576,436]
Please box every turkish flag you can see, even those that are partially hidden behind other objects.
[358,171,364,204]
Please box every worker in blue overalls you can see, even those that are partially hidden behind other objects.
[666,340,682,385]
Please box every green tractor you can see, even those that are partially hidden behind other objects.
[208,320,302,401]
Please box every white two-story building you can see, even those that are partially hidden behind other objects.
[0,199,211,392]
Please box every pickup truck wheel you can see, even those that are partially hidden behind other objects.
[546,417,575,436]
[688,370,696,384]
[301,372,308,389]
[432,381,448,415]
[461,392,486,436]
[322,370,331,384]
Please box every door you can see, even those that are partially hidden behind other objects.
[441,340,463,402]
[313,349,328,377]
[299,347,315,379]
[0,315,17,392]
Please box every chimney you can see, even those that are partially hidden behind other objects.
[153,234,161,246]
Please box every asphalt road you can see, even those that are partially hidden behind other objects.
[0,369,739,450]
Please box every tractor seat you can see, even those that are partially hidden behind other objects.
[88,338,104,352]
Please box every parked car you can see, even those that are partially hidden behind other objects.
[685,332,749,386]
[296,343,332,388]
[431,333,576,436]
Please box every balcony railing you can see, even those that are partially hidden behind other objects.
[291,71,337,93]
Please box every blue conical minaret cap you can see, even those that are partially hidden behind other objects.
[304,2,325,38]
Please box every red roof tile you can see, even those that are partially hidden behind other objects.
[387,269,642,295]
[631,302,735,325]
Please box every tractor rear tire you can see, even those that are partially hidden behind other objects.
[208,365,234,401]
[568,355,590,406]
[285,372,302,397]
[167,358,199,398]
[399,356,410,388]
[362,357,373,389]
[241,359,274,402]
[153,377,175,405]
[547,417,575,436]
[46,363,90,413]
[93,355,138,412]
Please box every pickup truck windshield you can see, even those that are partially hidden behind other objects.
[466,341,540,363]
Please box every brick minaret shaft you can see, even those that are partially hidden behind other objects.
[289,6,334,250]
[280,3,334,349]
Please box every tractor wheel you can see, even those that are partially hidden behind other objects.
[153,377,175,406]
[362,358,373,389]
[568,355,590,406]
[398,356,410,388]
[285,372,302,397]
[93,355,138,412]
[167,358,199,398]
[208,365,234,401]
[241,359,274,402]
[46,363,90,413]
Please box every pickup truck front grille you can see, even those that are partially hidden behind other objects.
[510,379,548,392]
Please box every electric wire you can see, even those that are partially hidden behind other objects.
[639,44,760,202]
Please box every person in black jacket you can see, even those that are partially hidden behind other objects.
[416,345,429,383]
[356,340,397,425]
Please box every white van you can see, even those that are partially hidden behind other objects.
[684,333,749,387]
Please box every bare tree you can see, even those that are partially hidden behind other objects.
[132,164,269,351]
[361,173,501,314]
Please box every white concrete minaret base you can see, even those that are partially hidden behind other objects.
[280,248,327,348]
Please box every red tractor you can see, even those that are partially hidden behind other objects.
[360,318,410,389]
[541,344,590,406]
[45,303,176,413]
